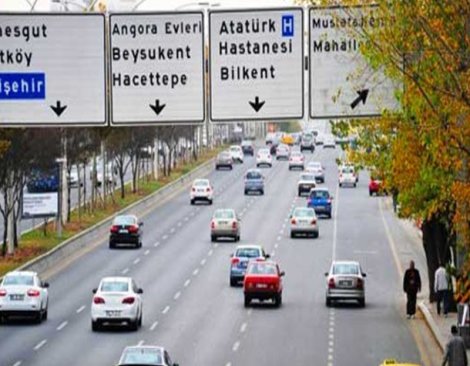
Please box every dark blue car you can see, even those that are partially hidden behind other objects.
[244,169,264,195]
[307,188,332,218]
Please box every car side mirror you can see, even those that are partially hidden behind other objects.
[362,273,367,277]
[139,222,144,227]
[265,254,270,259]
[43,282,49,288]
[324,272,329,277]
[173,363,179,366]
[280,271,286,277]
[137,288,143,294]
[92,288,97,294]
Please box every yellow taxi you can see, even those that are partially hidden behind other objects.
[380,359,420,366]
[280,133,295,146]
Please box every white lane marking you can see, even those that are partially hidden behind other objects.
[193,268,199,276]
[284,218,288,223]
[282,223,286,229]
[214,243,219,248]
[328,347,334,353]
[240,323,247,333]
[122,268,129,275]
[184,279,191,287]
[177,222,182,227]
[154,241,160,247]
[184,217,189,222]
[329,327,334,333]
[201,258,207,266]
[170,227,176,233]
[247,309,253,316]
[329,334,334,339]
[12,362,22,366]
[137,340,145,346]
[56,321,68,331]
[328,354,333,361]
[232,341,240,352]
[225,363,232,366]
[208,249,214,256]
[328,363,333,366]
[133,258,141,265]
[162,306,170,314]
[279,229,284,235]
[144,249,150,256]
[277,236,282,241]
[329,320,335,326]
[329,341,334,347]
[33,339,47,351]
[162,235,168,240]
[271,251,276,257]
[76,305,86,313]
[150,321,158,331]
[332,181,340,260]
[274,243,279,249]
[174,291,181,300]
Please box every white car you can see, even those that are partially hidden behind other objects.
[229,145,244,163]
[305,161,325,183]
[316,133,325,145]
[91,277,143,331]
[339,166,357,187]
[290,207,319,238]
[256,148,273,167]
[190,178,213,204]
[67,167,80,187]
[118,346,180,366]
[289,151,305,170]
[0,271,49,323]
[323,135,336,148]
[297,172,316,196]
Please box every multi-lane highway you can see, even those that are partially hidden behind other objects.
[1,142,433,366]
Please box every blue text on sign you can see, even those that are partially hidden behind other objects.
[0,73,46,100]
[281,15,294,37]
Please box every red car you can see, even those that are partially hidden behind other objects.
[369,178,384,196]
[243,261,285,308]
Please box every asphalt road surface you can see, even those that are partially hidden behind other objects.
[0,143,433,366]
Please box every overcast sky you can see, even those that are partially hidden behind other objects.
[1,0,298,11]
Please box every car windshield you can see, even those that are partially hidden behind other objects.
[214,210,235,219]
[293,208,315,217]
[332,264,359,275]
[311,190,329,199]
[101,281,129,292]
[300,174,315,181]
[194,180,209,187]
[120,348,163,365]
[236,248,261,258]
[3,275,34,286]
[114,216,136,226]
[246,171,262,180]
[248,263,277,275]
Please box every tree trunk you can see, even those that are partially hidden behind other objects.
[77,163,82,222]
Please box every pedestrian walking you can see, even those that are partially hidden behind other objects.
[442,325,468,366]
[435,263,450,317]
[403,260,421,318]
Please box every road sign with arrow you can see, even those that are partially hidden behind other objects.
[309,5,400,119]
[0,14,106,127]
[109,12,205,126]
[209,8,304,122]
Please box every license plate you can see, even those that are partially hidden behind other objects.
[10,294,24,301]
[339,280,353,287]
[119,229,128,234]
[218,221,228,225]
[239,261,248,268]
[197,189,204,193]
[256,283,268,289]
[106,310,121,317]
[299,220,310,226]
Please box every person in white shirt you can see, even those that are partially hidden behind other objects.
[435,263,450,317]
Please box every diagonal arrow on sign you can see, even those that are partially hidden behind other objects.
[149,99,166,116]
[50,101,67,117]
[350,89,369,110]
[249,97,265,113]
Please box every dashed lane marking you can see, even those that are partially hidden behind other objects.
[277,236,281,241]
[154,242,160,247]
[137,340,145,346]
[122,268,129,275]
[162,306,170,314]
[240,323,247,333]
[184,279,191,287]
[170,228,176,233]
[208,249,213,256]
[162,235,168,240]
[33,339,47,351]
[150,321,158,331]
[56,321,68,331]
[193,268,199,276]
[133,258,141,265]
[177,222,182,227]
[174,291,181,300]
[232,341,240,352]
[144,250,150,256]
[201,258,207,266]
[76,305,86,314]
[12,361,22,366]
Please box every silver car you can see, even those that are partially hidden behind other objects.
[288,151,305,170]
[276,144,290,160]
[297,173,317,196]
[305,161,325,183]
[211,209,240,242]
[118,346,179,366]
[290,207,319,238]
[325,261,366,307]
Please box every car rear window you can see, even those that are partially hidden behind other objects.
[194,180,209,187]
[310,190,329,199]
[342,167,354,174]
[236,248,261,258]
[113,216,136,226]
[3,275,34,286]
[332,264,359,275]
[248,263,277,275]
[101,281,129,292]
[246,172,262,179]
[293,208,315,217]
[121,348,163,364]
[214,210,235,219]
[219,152,230,158]
[300,174,315,181]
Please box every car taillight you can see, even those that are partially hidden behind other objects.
[122,297,135,305]
[291,218,297,224]
[311,219,317,225]
[231,258,240,266]
[211,221,215,229]
[327,199,332,204]
[110,225,119,233]
[328,278,335,289]
[27,289,40,297]
[192,187,196,192]
[232,221,238,229]
[268,155,271,158]
[0,289,7,296]
[247,282,254,289]
[357,278,364,290]
[206,187,211,192]
[256,257,265,262]
[257,155,260,159]
[93,296,105,304]
[128,225,139,233]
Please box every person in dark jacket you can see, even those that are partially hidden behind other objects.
[403,260,421,318]
[442,325,468,366]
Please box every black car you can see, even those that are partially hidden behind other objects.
[109,215,143,249]
[241,140,254,156]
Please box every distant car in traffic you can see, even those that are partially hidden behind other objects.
[339,165,357,187]
[307,187,333,218]
[241,140,254,156]
[300,133,315,153]
[289,151,305,170]
[256,148,273,168]
[230,245,269,286]
[91,276,143,331]
[265,132,276,145]
[315,133,325,145]
[211,208,241,242]
[215,151,233,170]
[369,177,385,196]
[323,135,336,148]
[109,215,143,249]
[0,271,49,323]
[190,179,213,205]
[325,261,366,307]
[276,144,290,160]
[229,145,244,163]
[305,161,325,183]
[290,206,319,238]
[243,260,284,307]
[117,346,179,366]
[280,133,295,146]
[67,167,82,187]
[297,172,317,196]
[244,169,264,195]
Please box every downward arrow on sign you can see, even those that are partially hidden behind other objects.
[249,96,265,113]
[50,100,67,117]
[149,99,166,116]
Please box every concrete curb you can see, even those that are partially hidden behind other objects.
[11,157,216,277]
[418,301,446,352]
